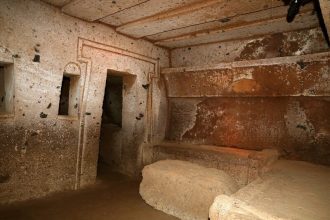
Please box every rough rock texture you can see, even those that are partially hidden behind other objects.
[319,0,330,43]
[152,142,279,187]
[140,160,239,220]
[209,160,330,220]
[0,0,169,204]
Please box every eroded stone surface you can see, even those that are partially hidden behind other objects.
[171,28,328,67]
[140,160,239,220]
[165,97,330,166]
[209,160,330,220]
[162,53,330,166]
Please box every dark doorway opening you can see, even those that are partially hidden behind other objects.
[98,73,124,176]
[102,75,123,127]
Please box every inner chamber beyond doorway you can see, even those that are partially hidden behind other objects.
[98,70,124,175]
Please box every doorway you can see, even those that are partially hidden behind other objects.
[98,72,124,177]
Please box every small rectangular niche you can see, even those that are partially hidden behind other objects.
[58,74,80,117]
[0,62,14,115]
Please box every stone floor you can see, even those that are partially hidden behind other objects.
[0,162,178,220]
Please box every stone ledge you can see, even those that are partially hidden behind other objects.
[152,142,279,187]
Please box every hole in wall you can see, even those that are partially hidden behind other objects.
[58,76,70,115]
[58,74,80,117]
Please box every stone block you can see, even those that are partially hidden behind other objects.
[140,160,239,220]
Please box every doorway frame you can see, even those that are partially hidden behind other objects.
[75,38,160,189]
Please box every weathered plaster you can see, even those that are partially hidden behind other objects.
[164,53,330,97]
[163,53,330,166]
[166,97,330,166]
[171,28,329,67]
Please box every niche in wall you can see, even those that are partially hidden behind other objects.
[58,73,80,117]
[0,62,14,115]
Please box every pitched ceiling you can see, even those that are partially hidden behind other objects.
[42,0,318,49]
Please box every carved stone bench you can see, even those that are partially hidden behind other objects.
[140,160,239,220]
[152,142,279,187]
